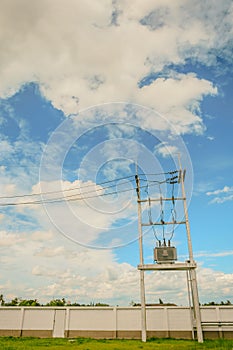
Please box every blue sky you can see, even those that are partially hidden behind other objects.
[0,0,232,306]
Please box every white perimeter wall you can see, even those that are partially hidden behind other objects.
[0,306,233,338]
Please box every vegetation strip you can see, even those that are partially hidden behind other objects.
[0,337,233,350]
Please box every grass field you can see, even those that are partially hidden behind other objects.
[0,337,233,350]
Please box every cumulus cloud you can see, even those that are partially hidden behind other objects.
[3,241,233,305]
[0,231,26,247]
[31,230,54,241]
[207,186,233,196]
[28,264,233,304]
[194,250,233,258]
[34,246,66,258]
[154,142,179,158]
[29,178,138,248]
[206,185,233,204]
[0,0,232,306]
[198,267,233,302]
[0,217,232,305]
[0,0,226,134]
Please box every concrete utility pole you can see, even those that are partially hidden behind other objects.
[136,158,203,343]
[178,156,203,343]
[135,175,147,342]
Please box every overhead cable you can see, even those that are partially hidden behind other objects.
[0,171,178,200]
[0,171,178,207]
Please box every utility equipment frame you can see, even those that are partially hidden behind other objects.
[135,158,203,343]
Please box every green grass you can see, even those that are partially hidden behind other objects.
[0,337,233,350]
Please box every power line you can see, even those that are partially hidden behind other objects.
[0,171,178,207]
[0,174,136,200]
[0,184,149,207]
[0,171,178,201]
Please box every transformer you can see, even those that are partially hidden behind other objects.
[154,246,177,264]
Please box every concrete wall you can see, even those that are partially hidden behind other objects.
[0,306,232,340]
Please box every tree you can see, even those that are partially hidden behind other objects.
[203,300,232,306]
[5,297,19,306]
[0,294,5,306]
[46,298,67,306]
[129,300,141,307]
[70,302,81,306]
[19,299,40,306]
[94,302,110,307]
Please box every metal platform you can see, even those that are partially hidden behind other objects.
[137,261,197,271]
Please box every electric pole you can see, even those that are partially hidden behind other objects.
[135,174,147,342]
[136,160,203,343]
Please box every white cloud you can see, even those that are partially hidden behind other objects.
[0,0,226,134]
[137,73,216,134]
[195,250,233,258]
[0,231,26,247]
[32,265,57,277]
[206,185,233,204]
[207,186,233,196]
[0,223,232,305]
[18,173,142,250]
[0,0,232,306]
[210,195,233,204]
[198,267,233,302]
[0,140,15,160]
[34,246,65,257]
[6,255,233,305]
[155,142,179,158]
[31,230,54,241]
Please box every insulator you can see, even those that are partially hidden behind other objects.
[183,169,186,181]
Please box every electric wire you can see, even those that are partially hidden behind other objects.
[0,171,179,207]
[0,179,137,205]
[169,181,177,241]
[0,171,178,201]
[35,178,136,202]
[145,182,162,243]
[0,174,137,200]
[0,183,151,207]
[147,197,160,242]
[158,182,165,241]
[144,174,179,244]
